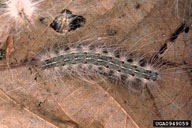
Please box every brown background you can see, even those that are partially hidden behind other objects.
[0,0,191,128]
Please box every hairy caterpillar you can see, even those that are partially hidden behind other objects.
[38,43,159,86]
[2,29,191,93]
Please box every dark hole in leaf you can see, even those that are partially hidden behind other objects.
[50,9,86,33]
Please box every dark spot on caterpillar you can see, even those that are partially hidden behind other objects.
[127,58,133,63]
[89,45,95,50]
[117,69,121,72]
[98,67,103,70]
[138,59,146,67]
[144,75,150,80]
[50,9,86,33]
[102,49,108,54]
[98,67,106,75]
[114,50,120,58]
[96,53,100,56]
[159,43,167,54]
[146,70,152,74]
[169,23,189,42]
[130,72,135,76]
[108,70,114,76]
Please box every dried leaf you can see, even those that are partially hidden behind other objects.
[0,0,191,128]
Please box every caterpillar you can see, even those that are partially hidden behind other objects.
[0,42,159,88]
[2,31,190,93]
[38,43,159,86]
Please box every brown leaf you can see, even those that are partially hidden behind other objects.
[0,0,191,128]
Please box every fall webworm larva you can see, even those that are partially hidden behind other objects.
[3,31,190,94]
[37,43,159,86]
